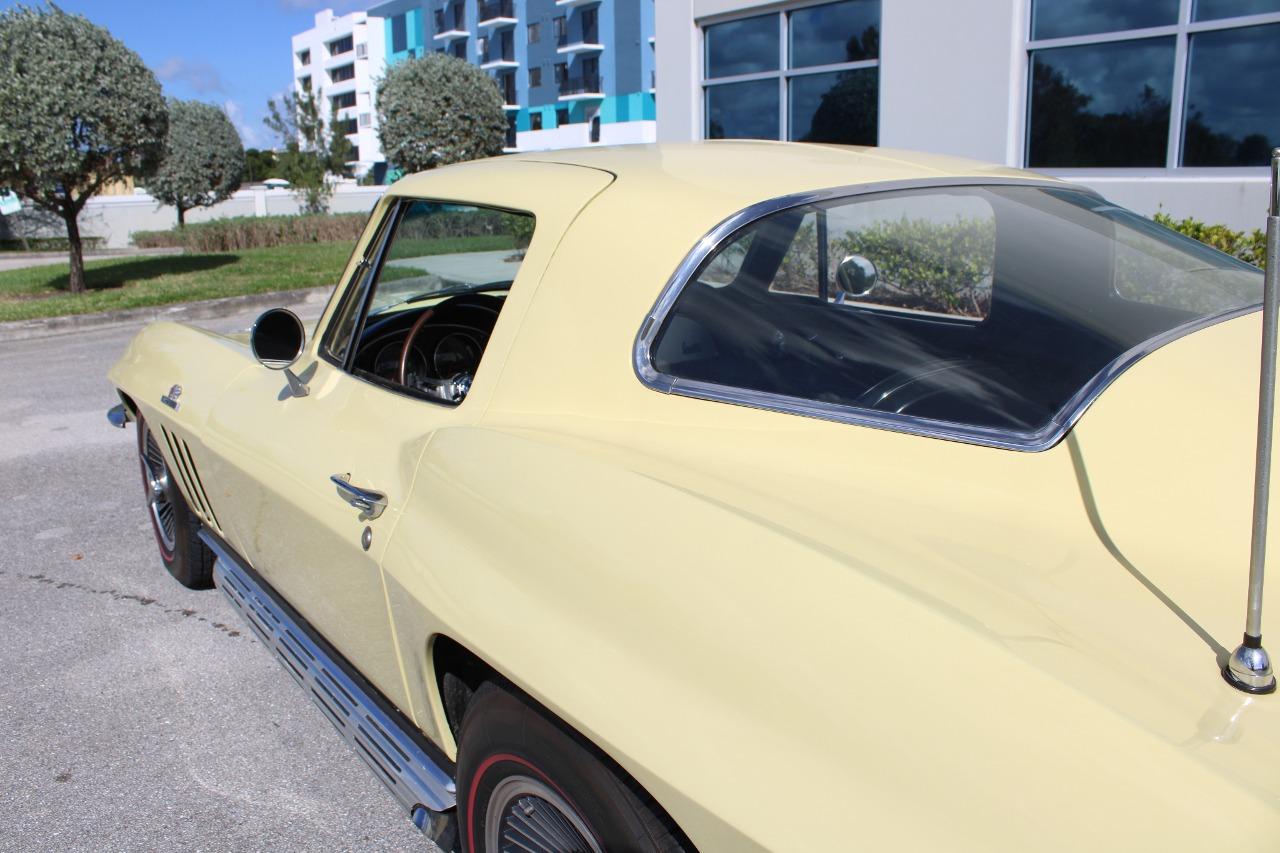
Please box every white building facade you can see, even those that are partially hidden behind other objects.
[656,0,1280,230]
[292,9,388,178]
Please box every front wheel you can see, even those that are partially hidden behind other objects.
[456,683,690,853]
[137,414,214,589]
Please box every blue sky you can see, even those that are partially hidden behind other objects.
[0,0,365,148]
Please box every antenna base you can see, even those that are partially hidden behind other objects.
[1223,635,1277,694]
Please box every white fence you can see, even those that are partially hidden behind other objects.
[0,184,386,250]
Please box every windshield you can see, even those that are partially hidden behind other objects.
[649,184,1262,445]
[367,201,532,316]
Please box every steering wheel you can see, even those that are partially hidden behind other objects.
[396,295,504,402]
[398,307,435,387]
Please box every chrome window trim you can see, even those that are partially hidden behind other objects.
[631,177,1262,453]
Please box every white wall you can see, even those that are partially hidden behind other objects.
[1069,174,1272,232]
[517,124,593,151]
[655,0,698,142]
[600,120,657,145]
[1,186,385,249]
[879,0,1026,164]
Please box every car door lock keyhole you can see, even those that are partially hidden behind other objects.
[361,526,373,552]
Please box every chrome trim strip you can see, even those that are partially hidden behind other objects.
[199,529,458,816]
[632,178,1262,453]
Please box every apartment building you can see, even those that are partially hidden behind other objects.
[368,0,656,152]
[655,0,1280,229]
[292,9,387,178]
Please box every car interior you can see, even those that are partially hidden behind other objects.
[651,185,1261,434]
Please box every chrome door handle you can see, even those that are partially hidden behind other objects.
[330,474,387,520]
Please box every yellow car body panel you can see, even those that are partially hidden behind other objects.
[109,143,1280,851]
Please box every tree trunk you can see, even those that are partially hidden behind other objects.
[177,204,186,228]
[63,209,86,294]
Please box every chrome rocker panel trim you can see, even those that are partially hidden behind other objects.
[632,176,1262,453]
[198,529,458,822]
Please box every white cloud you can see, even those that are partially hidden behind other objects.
[224,100,267,149]
[155,57,228,95]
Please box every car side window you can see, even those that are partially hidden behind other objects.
[326,198,535,406]
[322,206,397,366]
[647,185,1259,440]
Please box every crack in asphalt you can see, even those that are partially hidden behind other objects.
[0,570,249,641]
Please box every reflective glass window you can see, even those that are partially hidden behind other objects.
[1027,37,1175,167]
[650,186,1259,436]
[391,14,407,53]
[707,80,780,140]
[789,69,878,144]
[1182,23,1280,165]
[790,0,879,68]
[1193,0,1280,19]
[705,14,779,78]
[1031,0,1178,39]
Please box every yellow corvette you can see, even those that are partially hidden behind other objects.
[107,143,1280,851]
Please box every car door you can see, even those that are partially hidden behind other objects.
[201,196,543,713]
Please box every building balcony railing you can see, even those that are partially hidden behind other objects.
[480,49,519,69]
[433,8,468,39]
[558,73,604,100]
[478,0,516,26]
[556,27,603,54]
[554,0,599,7]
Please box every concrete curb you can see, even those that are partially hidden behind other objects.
[0,285,333,343]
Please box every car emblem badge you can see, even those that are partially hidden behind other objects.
[161,384,182,411]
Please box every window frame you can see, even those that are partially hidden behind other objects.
[319,196,538,407]
[632,177,1258,452]
[1024,3,1280,170]
[699,0,881,143]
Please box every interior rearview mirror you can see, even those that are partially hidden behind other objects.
[250,308,306,370]
[835,255,878,298]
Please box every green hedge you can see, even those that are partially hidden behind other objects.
[1,236,105,252]
[132,213,370,252]
[132,208,522,253]
[1154,212,1266,269]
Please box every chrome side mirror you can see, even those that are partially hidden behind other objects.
[250,308,310,397]
[251,308,306,369]
[835,254,878,298]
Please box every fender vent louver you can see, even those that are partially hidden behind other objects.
[159,426,221,533]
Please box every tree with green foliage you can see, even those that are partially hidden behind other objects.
[244,148,279,183]
[148,99,245,227]
[264,89,352,214]
[376,53,506,173]
[0,5,167,293]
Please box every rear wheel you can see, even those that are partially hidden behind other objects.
[137,415,214,589]
[457,683,690,853]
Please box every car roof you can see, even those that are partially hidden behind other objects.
[516,140,1049,205]
[388,141,1056,223]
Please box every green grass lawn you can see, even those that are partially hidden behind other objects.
[0,235,515,323]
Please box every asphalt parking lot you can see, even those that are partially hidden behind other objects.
[0,302,438,851]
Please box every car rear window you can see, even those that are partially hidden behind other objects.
[646,185,1261,447]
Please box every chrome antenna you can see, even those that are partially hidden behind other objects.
[1224,148,1280,695]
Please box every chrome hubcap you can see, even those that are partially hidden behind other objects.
[485,775,602,853]
[140,424,177,552]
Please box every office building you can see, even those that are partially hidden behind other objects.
[655,0,1280,229]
